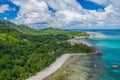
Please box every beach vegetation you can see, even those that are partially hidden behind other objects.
[0,20,93,80]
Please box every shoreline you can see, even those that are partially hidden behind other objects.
[44,54,91,80]
[26,32,104,80]
[74,32,111,39]
[87,32,111,39]
[27,54,84,80]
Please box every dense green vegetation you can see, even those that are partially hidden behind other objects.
[0,20,90,38]
[0,20,93,80]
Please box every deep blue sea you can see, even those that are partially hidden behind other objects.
[87,30,120,80]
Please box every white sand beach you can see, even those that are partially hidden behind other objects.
[87,32,111,38]
[68,39,93,46]
[26,54,78,80]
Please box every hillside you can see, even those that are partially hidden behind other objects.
[0,20,90,38]
[0,20,93,80]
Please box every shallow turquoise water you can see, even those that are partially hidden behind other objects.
[46,30,120,80]
[90,30,120,80]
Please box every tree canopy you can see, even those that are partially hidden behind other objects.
[0,20,93,80]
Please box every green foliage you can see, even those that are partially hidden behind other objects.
[0,20,93,80]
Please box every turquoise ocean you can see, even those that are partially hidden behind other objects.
[89,30,120,80]
[71,29,120,80]
[46,29,120,80]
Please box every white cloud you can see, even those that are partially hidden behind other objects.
[110,0,120,9]
[11,0,120,29]
[4,17,7,20]
[0,4,10,13]
[11,0,50,24]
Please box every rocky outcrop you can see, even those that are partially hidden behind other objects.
[91,49,102,55]
[112,65,120,69]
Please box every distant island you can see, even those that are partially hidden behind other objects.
[0,20,94,80]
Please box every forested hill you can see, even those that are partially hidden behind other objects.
[0,20,90,37]
[0,20,40,35]
[0,20,93,80]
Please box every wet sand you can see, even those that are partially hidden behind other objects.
[27,54,84,80]
[44,55,90,80]
[44,55,107,80]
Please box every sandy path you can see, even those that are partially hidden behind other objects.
[26,54,73,80]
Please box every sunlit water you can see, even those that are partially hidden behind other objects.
[90,30,120,80]
[45,30,120,80]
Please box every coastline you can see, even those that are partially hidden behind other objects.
[44,55,91,80]
[26,31,104,80]
[26,54,84,80]
[87,32,111,39]
[68,32,111,47]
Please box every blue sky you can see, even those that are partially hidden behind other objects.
[77,0,105,10]
[0,0,105,20]
[0,0,120,29]
[0,0,19,20]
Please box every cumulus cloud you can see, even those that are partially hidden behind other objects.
[11,0,120,29]
[11,0,50,24]
[0,4,10,13]
[110,0,120,8]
